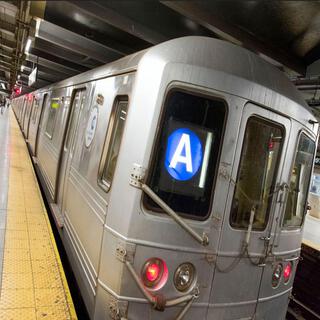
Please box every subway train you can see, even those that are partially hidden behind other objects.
[11,37,318,320]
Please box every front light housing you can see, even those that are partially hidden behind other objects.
[174,263,196,292]
[141,258,168,290]
[272,263,283,288]
[283,262,293,284]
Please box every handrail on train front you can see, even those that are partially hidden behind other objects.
[129,164,209,247]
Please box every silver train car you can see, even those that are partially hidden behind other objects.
[12,37,318,319]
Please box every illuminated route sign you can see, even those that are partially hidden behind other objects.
[165,128,203,181]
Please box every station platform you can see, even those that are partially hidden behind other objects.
[0,108,77,320]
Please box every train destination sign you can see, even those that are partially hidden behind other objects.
[165,128,203,181]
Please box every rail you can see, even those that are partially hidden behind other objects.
[125,259,199,319]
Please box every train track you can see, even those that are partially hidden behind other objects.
[287,296,320,320]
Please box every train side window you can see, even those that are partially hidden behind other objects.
[144,90,226,220]
[230,117,284,230]
[99,96,128,191]
[283,133,315,228]
[45,98,60,139]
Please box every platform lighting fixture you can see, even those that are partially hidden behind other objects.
[21,65,25,72]
[25,38,32,54]
[1,83,5,90]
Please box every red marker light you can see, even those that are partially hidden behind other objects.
[283,262,292,283]
[268,139,274,151]
[141,258,168,290]
[146,263,160,282]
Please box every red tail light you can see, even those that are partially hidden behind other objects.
[283,262,292,283]
[146,263,160,282]
[141,258,168,290]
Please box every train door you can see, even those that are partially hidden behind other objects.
[21,98,28,131]
[255,125,316,318]
[55,88,87,226]
[209,103,291,319]
[35,93,49,156]
[25,96,35,139]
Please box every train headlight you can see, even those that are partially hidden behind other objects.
[141,258,168,290]
[272,263,283,288]
[283,262,293,284]
[174,263,196,292]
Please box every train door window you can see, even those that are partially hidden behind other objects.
[283,133,315,228]
[39,94,48,128]
[144,90,226,219]
[31,99,39,124]
[65,89,86,151]
[230,117,284,230]
[45,98,60,139]
[99,96,128,191]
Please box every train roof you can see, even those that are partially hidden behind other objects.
[32,36,315,122]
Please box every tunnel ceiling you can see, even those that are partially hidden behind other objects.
[1,1,320,104]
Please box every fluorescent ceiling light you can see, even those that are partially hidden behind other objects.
[1,83,5,90]
[21,65,25,72]
[25,38,32,53]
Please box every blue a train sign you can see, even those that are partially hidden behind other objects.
[165,128,203,181]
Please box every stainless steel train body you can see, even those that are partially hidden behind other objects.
[11,37,318,320]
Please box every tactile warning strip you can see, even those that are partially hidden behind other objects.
[0,111,77,319]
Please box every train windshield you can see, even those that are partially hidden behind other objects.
[283,133,315,228]
[230,117,284,230]
[145,90,226,219]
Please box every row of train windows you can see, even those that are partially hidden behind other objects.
[39,88,314,230]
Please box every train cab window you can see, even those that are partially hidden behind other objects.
[230,117,284,230]
[144,90,226,219]
[283,133,315,228]
[99,96,128,191]
[45,98,60,139]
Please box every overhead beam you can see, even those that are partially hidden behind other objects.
[0,37,16,49]
[36,19,124,63]
[26,53,78,76]
[0,51,13,60]
[0,77,9,83]
[22,66,61,83]
[20,73,51,88]
[70,1,166,45]
[33,38,98,69]
[161,1,306,75]
[0,60,12,68]
[0,20,16,35]
[0,65,11,72]
[30,47,89,73]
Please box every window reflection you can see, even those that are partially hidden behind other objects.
[231,117,283,230]
[283,134,315,227]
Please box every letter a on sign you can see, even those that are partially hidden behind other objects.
[169,133,193,173]
[165,128,203,181]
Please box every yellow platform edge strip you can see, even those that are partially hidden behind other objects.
[3,111,77,319]
[20,126,78,320]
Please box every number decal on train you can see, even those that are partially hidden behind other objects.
[165,128,203,181]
